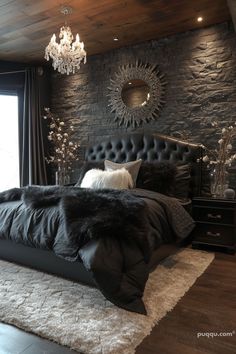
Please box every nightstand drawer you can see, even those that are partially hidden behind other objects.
[194,223,235,246]
[193,207,234,225]
[192,197,236,253]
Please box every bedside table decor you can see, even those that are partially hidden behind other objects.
[224,188,235,200]
[210,166,229,198]
[192,197,236,254]
[200,121,236,198]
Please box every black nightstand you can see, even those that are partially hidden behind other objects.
[192,197,236,254]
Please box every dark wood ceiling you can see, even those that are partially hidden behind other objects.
[0,0,231,64]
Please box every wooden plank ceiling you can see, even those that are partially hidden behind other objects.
[0,0,231,64]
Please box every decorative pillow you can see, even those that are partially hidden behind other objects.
[80,168,134,190]
[75,161,104,186]
[136,162,177,195]
[104,159,142,186]
[171,164,191,199]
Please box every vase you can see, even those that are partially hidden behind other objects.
[55,167,70,185]
[210,165,229,198]
[224,188,235,200]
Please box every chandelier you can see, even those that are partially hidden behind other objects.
[45,6,86,75]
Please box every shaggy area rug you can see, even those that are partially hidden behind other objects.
[0,248,214,354]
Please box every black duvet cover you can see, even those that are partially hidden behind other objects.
[0,186,194,314]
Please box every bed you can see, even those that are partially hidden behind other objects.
[0,133,204,314]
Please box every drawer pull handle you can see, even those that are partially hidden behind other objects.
[207,213,222,220]
[207,231,221,237]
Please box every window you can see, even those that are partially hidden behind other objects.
[0,94,19,191]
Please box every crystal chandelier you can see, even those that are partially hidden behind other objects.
[45,6,86,75]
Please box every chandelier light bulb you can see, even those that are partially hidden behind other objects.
[44,6,86,75]
[51,34,56,43]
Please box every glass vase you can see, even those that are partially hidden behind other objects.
[55,167,70,185]
[210,165,229,198]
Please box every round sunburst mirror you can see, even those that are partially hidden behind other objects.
[108,62,166,127]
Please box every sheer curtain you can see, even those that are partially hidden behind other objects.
[20,67,48,186]
[0,93,19,191]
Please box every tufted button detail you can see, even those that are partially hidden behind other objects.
[158,142,166,150]
[120,152,127,161]
[118,143,123,150]
[141,152,147,160]
[109,152,116,159]
[149,141,155,149]
[154,152,158,160]
[126,142,133,151]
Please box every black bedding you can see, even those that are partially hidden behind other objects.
[0,185,195,314]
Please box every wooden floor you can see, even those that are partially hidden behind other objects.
[0,251,235,354]
[137,251,236,354]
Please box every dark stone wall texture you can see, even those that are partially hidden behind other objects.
[51,22,236,186]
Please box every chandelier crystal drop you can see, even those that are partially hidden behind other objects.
[44,6,86,75]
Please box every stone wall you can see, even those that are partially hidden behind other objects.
[51,22,236,186]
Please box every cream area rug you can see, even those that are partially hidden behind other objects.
[0,248,214,354]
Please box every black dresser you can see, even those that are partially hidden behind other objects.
[192,197,236,254]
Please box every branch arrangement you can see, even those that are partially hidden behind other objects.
[201,122,236,167]
[200,121,236,195]
[43,108,79,172]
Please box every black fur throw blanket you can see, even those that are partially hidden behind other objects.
[0,186,150,262]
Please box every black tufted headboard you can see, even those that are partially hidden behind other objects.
[85,133,204,196]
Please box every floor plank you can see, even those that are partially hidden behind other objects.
[0,251,235,354]
[136,251,236,354]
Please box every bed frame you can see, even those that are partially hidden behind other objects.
[0,133,203,286]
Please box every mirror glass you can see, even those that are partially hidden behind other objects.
[121,79,150,108]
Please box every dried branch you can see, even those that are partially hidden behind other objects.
[43,108,79,171]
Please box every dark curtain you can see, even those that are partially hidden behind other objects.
[20,68,48,186]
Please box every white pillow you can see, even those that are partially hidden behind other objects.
[80,168,134,189]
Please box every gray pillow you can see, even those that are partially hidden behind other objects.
[104,159,142,186]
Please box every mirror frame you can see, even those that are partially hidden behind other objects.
[107,61,166,127]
